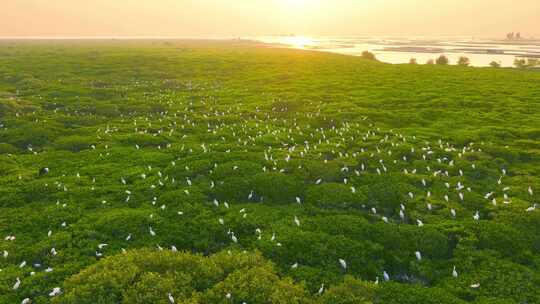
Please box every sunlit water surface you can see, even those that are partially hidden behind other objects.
[251,36,540,67]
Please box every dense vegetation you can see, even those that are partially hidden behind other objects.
[1,40,539,303]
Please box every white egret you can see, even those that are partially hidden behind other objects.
[452,266,458,278]
[526,204,537,212]
[49,287,62,297]
[13,277,21,290]
[318,283,325,295]
[338,258,347,270]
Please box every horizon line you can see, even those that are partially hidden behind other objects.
[1,34,537,41]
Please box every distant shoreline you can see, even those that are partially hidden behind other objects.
[0,36,539,42]
[1,37,539,66]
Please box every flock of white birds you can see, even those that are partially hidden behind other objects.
[2,98,538,303]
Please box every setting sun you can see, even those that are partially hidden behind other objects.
[1,0,539,37]
[281,0,313,8]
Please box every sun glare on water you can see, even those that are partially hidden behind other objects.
[282,36,315,48]
[276,0,320,49]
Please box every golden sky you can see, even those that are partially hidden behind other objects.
[1,0,539,38]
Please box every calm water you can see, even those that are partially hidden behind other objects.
[252,36,540,67]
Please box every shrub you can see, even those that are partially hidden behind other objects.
[319,276,376,304]
[361,51,377,61]
[474,222,528,259]
[91,103,119,117]
[306,183,366,209]
[360,174,411,211]
[69,208,159,244]
[202,265,311,304]
[376,283,466,304]
[214,176,253,202]
[441,252,540,303]
[514,58,527,68]
[251,172,305,204]
[53,249,310,304]
[527,58,539,67]
[0,123,58,149]
[118,133,169,148]
[301,160,342,183]
[457,56,470,67]
[211,160,262,181]
[436,55,449,65]
[257,228,384,278]
[54,135,95,152]
[0,142,18,154]
[159,189,206,208]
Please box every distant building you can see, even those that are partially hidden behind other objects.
[507,32,514,40]
[506,32,523,40]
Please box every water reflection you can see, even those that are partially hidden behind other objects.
[252,36,540,67]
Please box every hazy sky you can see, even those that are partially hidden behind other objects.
[1,0,539,38]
